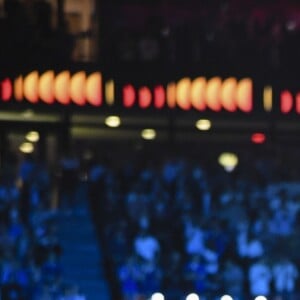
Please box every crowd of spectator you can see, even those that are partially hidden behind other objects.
[0,152,85,299]
[87,147,300,300]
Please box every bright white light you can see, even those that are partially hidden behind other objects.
[218,152,238,172]
[25,131,40,142]
[220,295,233,300]
[195,119,211,131]
[186,293,200,300]
[105,115,121,127]
[19,142,34,154]
[254,296,268,300]
[151,292,165,300]
[141,128,156,140]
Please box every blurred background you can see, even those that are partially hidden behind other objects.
[1,0,300,300]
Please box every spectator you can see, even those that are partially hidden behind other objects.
[248,257,272,297]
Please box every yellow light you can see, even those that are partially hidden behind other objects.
[25,131,40,142]
[39,70,55,104]
[105,115,121,127]
[24,71,39,103]
[263,86,273,112]
[206,77,222,111]
[195,119,211,131]
[105,80,115,105]
[176,77,191,110]
[86,72,102,106]
[141,128,156,140]
[55,71,70,105]
[218,152,238,172]
[237,78,252,112]
[166,82,176,108]
[70,71,86,105]
[14,76,23,101]
[19,142,34,154]
[191,77,206,110]
[221,77,237,112]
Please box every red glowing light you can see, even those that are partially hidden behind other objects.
[123,84,135,107]
[1,78,12,101]
[280,90,293,114]
[251,133,266,144]
[139,86,152,108]
[154,85,165,109]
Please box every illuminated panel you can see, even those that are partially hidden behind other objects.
[190,77,206,111]
[296,93,300,114]
[154,85,165,109]
[206,77,222,111]
[221,77,237,112]
[1,78,12,101]
[263,86,273,112]
[280,90,293,114]
[251,133,266,144]
[166,82,176,108]
[39,71,55,104]
[105,80,115,105]
[24,71,39,103]
[70,71,86,106]
[236,78,252,112]
[139,86,152,108]
[55,71,70,105]
[86,72,102,106]
[123,84,135,107]
[14,76,23,101]
[176,78,191,110]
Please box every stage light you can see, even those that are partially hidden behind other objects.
[105,115,121,128]
[251,132,266,144]
[19,142,34,154]
[141,129,156,140]
[25,131,40,143]
[254,296,268,300]
[195,119,211,131]
[220,295,233,300]
[151,292,165,300]
[218,152,238,172]
[186,293,200,300]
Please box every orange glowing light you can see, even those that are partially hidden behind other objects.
[139,86,152,108]
[221,77,237,112]
[166,82,176,108]
[123,84,135,107]
[190,77,206,111]
[14,76,23,101]
[251,133,266,144]
[86,72,102,106]
[280,90,293,114]
[154,85,165,109]
[55,71,70,105]
[39,71,55,104]
[236,78,252,112]
[105,80,115,106]
[206,77,222,111]
[176,78,191,110]
[24,71,39,103]
[296,93,300,114]
[1,78,12,101]
[70,71,86,106]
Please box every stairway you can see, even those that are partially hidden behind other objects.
[56,201,111,300]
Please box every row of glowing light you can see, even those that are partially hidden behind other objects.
[0,71,253,111]
[150,293,268,300]
[106,115,267,143]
